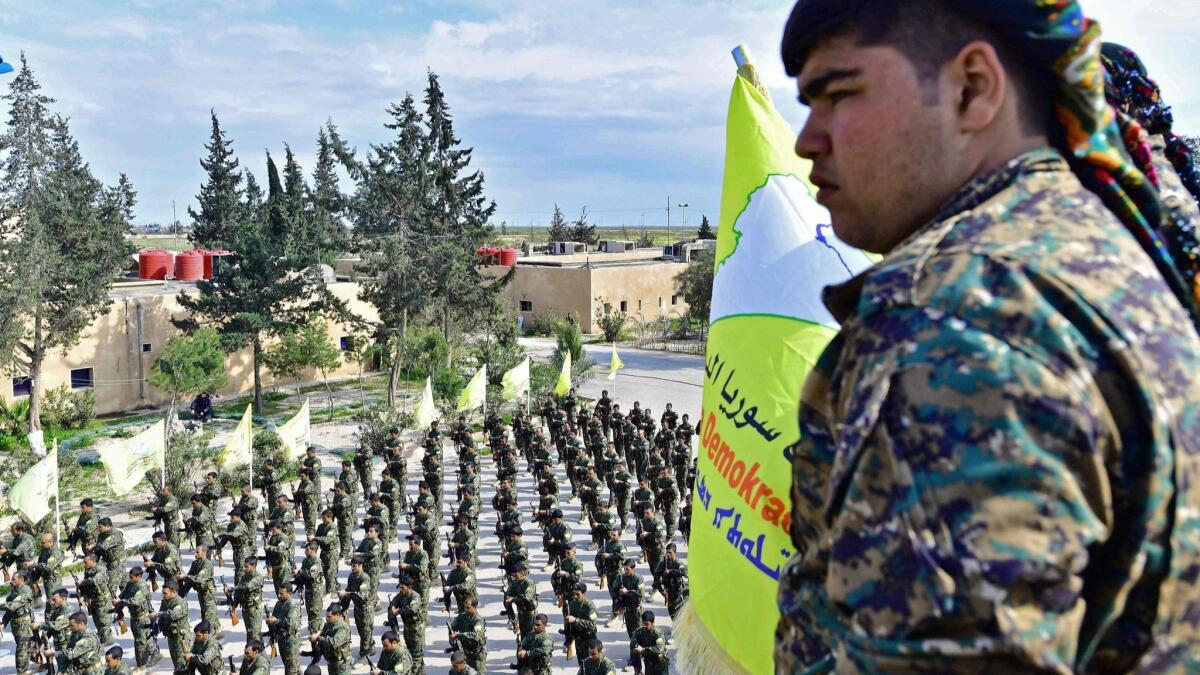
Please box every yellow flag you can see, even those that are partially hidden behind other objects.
[607,343,624,381]
[501,357,531,401]
[221,404,253,468]
[277,399,311,461]
[9,448,57,524]
[98,419,166,497]
[554,351,572,396]
[674,46,874,675]
[414,376,438,430]
[456,365,487,412]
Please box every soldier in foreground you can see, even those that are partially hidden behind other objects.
[309,604,351,675]
[775,0,1200,671]
[1,571,35,674]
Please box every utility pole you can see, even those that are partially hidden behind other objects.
[172,200,178,250]
[666,195,672,249]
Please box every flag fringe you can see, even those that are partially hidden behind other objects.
[671,600,753,675]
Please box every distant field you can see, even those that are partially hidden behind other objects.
[129,234,193,252]
[497,228,698,248]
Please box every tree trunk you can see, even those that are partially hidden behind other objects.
[252,336,264,416]
[323,373,334,422]
[387,348,401,409]
[28,311,44,434]
[442,300,451,369]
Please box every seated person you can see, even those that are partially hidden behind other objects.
[190,391,214,422]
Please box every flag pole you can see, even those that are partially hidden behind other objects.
[54,438,61,546]
[161,417,168,490]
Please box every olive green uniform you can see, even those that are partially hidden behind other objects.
[314,618,352,675]
[269,595,302,675]
[450,611,488,674]
[390,588,426,674]
[159,594,192,671]
[1,583,34,671]
[117,579,154,667]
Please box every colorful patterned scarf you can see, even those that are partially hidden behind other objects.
[955,0,1200,328]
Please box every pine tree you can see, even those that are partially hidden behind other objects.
[547,204,570,242]
[697,214,715,239]
[311,125,346,256]
[328,100,430,406]
[188,111,242,248]
[175,143,345,414]
[569,206,598,245]
[0,57,135,436]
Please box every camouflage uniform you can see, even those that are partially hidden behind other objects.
[450,610,487,673]
[268,595,302,675]
[188,633,223,675]
[118,578,154,667]
[343,568,374,658]
[297,552,326,632]
[516,630,554,675]
[390,587,426,674]
[630,625,668,675]
[43,600,72,651]
[314,617,352,675]
[235,568,264,643]
[776,151,1200,672]
[159,594,191,671]
[239,653,271,675]
[314,518,340,592]
[31,540,64,602]
[1,582,34,671]
[185,503,218,548]
[59,627,101,675]
[181,557,219,635]
[82,563,113,641]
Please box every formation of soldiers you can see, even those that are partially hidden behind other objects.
[0,387,692,674]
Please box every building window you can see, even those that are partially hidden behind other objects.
[638,299,643,311]
[603,303,612,315]
[672,295,679,305]
[339,336,351,351]
[519,300,533,312]
[70,367,94,390]
[142,343,153,353]
[658,296,664,308]
[11,377,31,398]
[620,300,628,313]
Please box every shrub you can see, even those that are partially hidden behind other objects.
[354,405,416,456]
[40,385,96,430]
[0,397,30,436]
[216,429,297,496]
[594,304,629,343]
[526,310,563,337]
[152,429,214,504]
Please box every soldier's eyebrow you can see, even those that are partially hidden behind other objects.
[798,67,862,106]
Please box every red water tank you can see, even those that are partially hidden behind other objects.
[175,251,204,281]
[202,249,230,279]
[138,250,173,280]
[499,247,518,266]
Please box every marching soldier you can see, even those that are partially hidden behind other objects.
[514,613,553,675]
[637,506,666,593]
[611,461,634,531]
[153,486,183,548]
[1,571,34,673]
[337,555,374,662]
[235,557,265,643]
[389,576,426,674]
[565,582,599,667]
[0,521,36,582]
[331,482,355,560]
[266,494,296,556]
[654,466,679,542]
[152,581,191,672]
[115,566,156,668]
[629,611,668,675]
[374,630,412,675]
[336,459,359,497]
[457,487,481,538]
[376,470,401,538]
[296,468,321,535]
[68,499,100,556]
[146,531,183,594]
[309,605,351,675]
[449,595,487,673]
[181,544,221,637]
[366,493,393,545]
[236,483,261,539]
[240,639,271,675]
[265,520,293,598]
[613,559,644,638]
[80,553,114,644]
[296,542,325,633]
[55,611,102,675]
[398,535,429,600]
[313,509,340,593]
[184,621,223,675]
[671,437,691,497]
[413,502,439,575]
[353,439,373,495]
[216,507,253,574]
[500,526,529,573]
[447,517,477,568]
[354,522,384,601]
[445,553,476,614]
[303,445,323,482]
[553,543,585,606]
[654,543,689,620]
[582,639,617,674]
[596,530,625,603]
[267,583,302,675]
[102,645,131,675]
[504,563,538,640]
[36,588,73,654]
[185,493,218,549]
[30,532,62,607]
[199,471,223,509]
[260,459,281,510]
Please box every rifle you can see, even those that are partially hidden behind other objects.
[444,620,460,654]
[439,573,451,615]
[109,600,130,635]
[444,530,454,559]
[31,620,55,675]
[228,655,236,675]
[562,599,575,660]
[264,626,278,659]
[221,582,240,626]
[501,590,519,634]
[142,556,159,592]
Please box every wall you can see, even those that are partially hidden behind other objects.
[590,262,690,328]
[1,281,379,416]
[486,265,594,331]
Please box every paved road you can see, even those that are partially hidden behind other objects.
[1,408,691,674]
[521,338,704,419]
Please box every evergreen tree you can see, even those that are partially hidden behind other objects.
[311,125,347,256]
[175,142,346,415]
[568,206,598,245]
[328,99,430,406]
[547,204,570,242]
[0,57,135,436]
[420,70,501,364]
[675,248,715,326]
[697,214,715,239]
[188,111,242,248]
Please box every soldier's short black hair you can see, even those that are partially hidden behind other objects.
[194,620,211,633]
[71,610,90,623]
[382,630,399,643]
[641,610,655,622]
[10,521,25,532]
[106,645,123,659]
[588,638,604,652]
[534,613,548,624]
[398,575,413,587]
[450,650,467,664]
[191,494,204,502]
[130,566,144,577]
[781,0,1052,132]
[52,589,69,599]
[80,498,93,507]
[327,604,343,614]
[163,580,180,592]
[247,638,263,652]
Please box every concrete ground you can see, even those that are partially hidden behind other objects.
[1,343,701,674]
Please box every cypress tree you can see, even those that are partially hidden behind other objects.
[188,111,242,248]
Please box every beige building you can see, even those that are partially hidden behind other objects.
[483,249,691,333]
[3,280,378,416]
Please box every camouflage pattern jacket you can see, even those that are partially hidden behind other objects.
[776,151,1200,673]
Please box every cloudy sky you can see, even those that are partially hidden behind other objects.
[0,0,1196,230]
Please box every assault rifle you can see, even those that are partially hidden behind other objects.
[439,572,452,615]
[109,600,130,635]
[500,590,519,634]
[142,556,159,592]
[561,599,575,660]
[221,583,240,626]
[31,620,55,675]
[444,621,459,654]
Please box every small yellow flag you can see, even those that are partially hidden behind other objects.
[554,351,572,396]
[221,404,253,468]
[457,365,487,412]
[607,343,624,381]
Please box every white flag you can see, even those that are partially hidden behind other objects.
[221,404,253,468]
[501,357,531,401]
[414,377,438,431]
[277,399,311,461]
[9,450,58,524]
[457,365,487,412]
[98,419,166,497]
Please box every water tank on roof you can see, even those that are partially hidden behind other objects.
[206,250,234,280]
[138,250,173,280]
[174,251,204,281]
[499,247,518,266]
